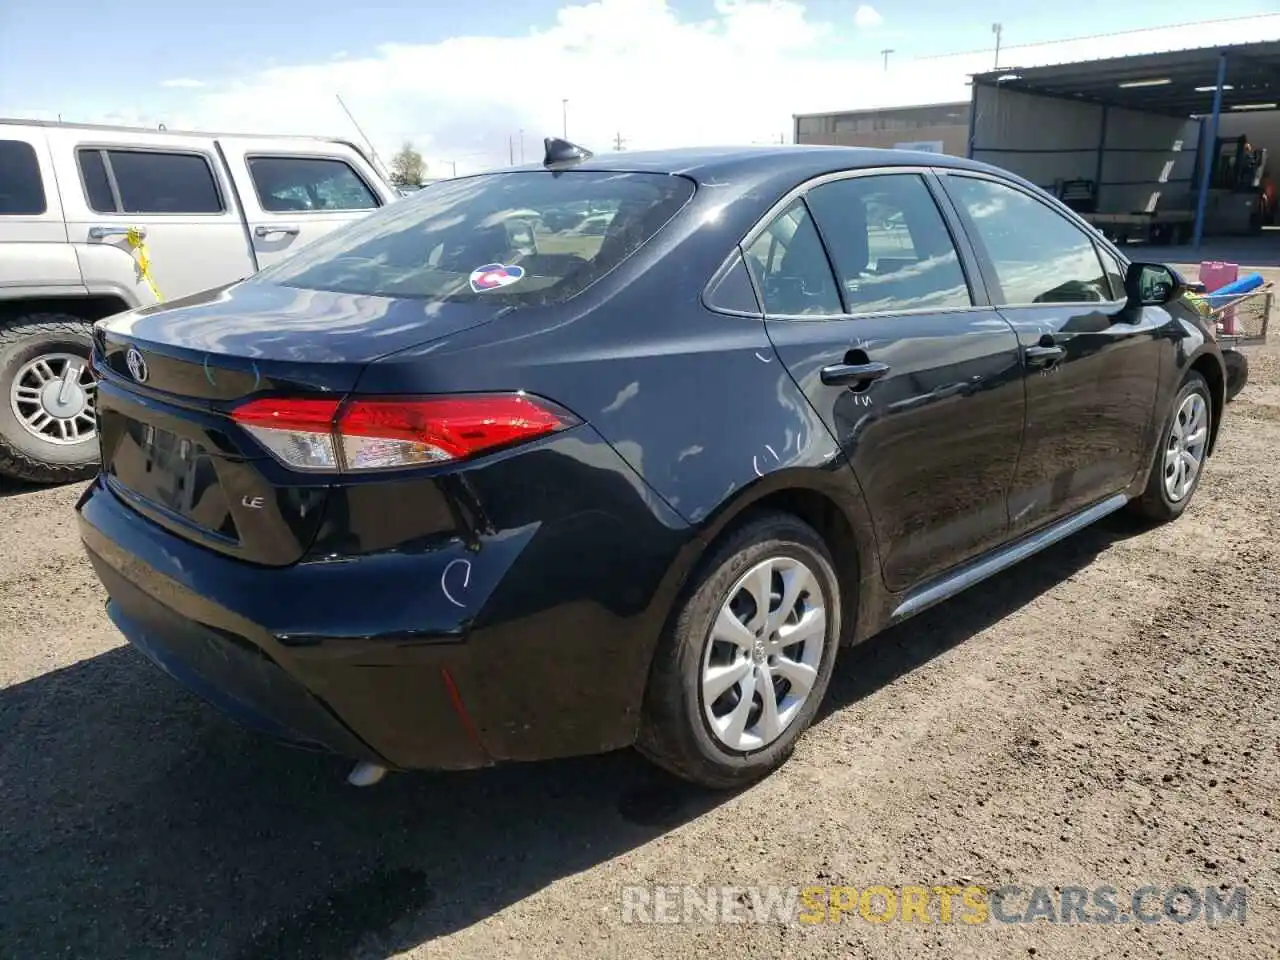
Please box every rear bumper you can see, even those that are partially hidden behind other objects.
[77,457,695,770]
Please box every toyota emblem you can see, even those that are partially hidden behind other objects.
[125,346,148,383]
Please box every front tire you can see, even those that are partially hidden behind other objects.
[1130,371,1212,523]
[0,314,100,484]
[638,512,841,789]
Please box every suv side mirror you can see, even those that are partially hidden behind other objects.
[1124,261,1185,307]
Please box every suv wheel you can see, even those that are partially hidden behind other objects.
[1130,371,1212,523]
[0,314,99,484]
[638,512,841,789]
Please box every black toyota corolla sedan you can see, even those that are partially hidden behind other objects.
[78,140,1225,789]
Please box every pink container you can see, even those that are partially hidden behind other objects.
[1199,261,1240,334]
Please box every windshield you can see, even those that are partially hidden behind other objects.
[255,170,695,304]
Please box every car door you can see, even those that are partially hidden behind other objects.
[755,169,1026,593]
[0,131,83,292]
[937,172,1162,538]
[215,140,386,268]
[45,128,257,302]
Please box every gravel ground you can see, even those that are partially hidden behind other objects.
[2,331,1278,959]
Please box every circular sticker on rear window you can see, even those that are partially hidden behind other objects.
[469,263,525,292]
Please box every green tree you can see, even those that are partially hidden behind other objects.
[389,142,426,187]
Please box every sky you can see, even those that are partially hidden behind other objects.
[2,0,1279,176]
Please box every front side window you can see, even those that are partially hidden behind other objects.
[1097,246,1128,300]
[743,200,841,317]
[247,156,379,213]
[946,176,1110,305]
[0,140,47,215]
[806,173,972,314]
[255,170,693,305]
[77,149,223,214]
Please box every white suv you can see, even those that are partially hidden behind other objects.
[0,120,400,482]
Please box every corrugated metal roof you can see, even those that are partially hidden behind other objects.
[971,39,1280,118]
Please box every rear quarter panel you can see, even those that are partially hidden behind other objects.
[360,183,887,642]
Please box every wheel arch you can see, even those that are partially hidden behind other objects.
[682,469,882,647]
[0,294,133,328]
[1187,347,1226,456]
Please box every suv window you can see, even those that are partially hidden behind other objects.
[0,140,47,215]
[77,149,223,214]
[743,200,842,317]
[806,174,971,314]
[246,156,379,213]
[946,176,1110,305]
[256,170,693,305]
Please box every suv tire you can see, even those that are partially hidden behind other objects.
[0,314,99,484]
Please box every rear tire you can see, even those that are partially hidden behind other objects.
[637,512,841,790]
[0,314,99,484]
[1129,371,1212,523]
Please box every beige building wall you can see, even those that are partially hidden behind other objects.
[794,102,971,156]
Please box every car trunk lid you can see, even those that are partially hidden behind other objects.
[92,280,508,566]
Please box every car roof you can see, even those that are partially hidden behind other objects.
[503,144,997,184]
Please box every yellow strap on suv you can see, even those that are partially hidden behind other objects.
[126,227,163,302]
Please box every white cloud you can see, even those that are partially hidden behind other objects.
[160,77,206,89]
[853,5,883,28]
[21,4,1280,178]
[128,0,918,174]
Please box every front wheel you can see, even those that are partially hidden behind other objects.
[638,512,841,789]
[1130,371,1213,523]
[0,314,99,484]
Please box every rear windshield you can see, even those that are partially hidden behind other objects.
[255,170,694,304]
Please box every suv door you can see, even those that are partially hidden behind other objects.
[937,172,1161,537]
[0,131,81,288]
[215,141,386,268]
[756,170,1025,593]
[45,129,257,302]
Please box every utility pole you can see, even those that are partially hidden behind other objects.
[881,48,894,71]
[613,131,627,151]
[508,134,515,166]
[561,99,569,139]
[992,23,1003,69]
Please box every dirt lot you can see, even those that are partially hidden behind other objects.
[2,335,1278,959]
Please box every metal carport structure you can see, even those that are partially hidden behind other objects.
[967,40,1280,247]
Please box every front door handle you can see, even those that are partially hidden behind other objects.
[820,360,891,387]
[1024,344,1065,368]
[254,224,301,238]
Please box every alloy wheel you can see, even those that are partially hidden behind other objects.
[9,352,97,445]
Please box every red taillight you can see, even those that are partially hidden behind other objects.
[231,393,577,472]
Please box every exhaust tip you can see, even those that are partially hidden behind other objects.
[347,761,388,787]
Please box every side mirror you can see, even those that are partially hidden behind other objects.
[1124,261,1186,307]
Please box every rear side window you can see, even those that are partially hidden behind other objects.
[255,171,694,305]
[806,174,972,314]
[76,149,223,214]
[743,200,842,317]
[945,176,1110,305]
[0,140,47,215]
[247,156,379,212]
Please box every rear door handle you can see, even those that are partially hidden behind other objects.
[1024,344,1065,368]
[820,361,891,387]
[254,224,301,238]
[89,225,142,240]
